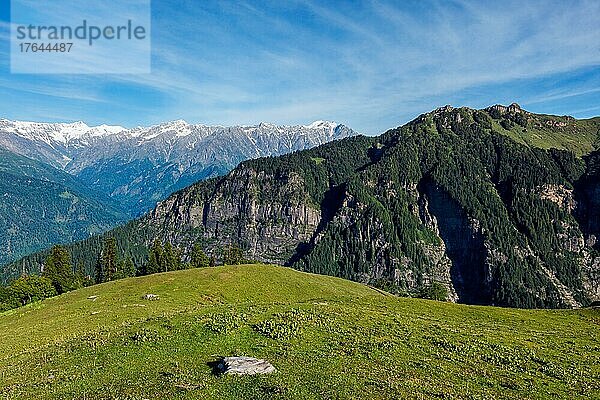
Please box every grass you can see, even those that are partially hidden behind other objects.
[492,116,600,156]
[0,264,599,399]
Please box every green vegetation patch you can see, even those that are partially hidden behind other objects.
[310,157,326,165]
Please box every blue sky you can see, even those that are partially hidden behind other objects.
[0,0,599,135]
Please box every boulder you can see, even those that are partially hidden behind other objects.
[217,356,276,375]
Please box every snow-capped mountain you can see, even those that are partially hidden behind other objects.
[0,118,359,215]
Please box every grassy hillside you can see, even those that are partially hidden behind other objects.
[0,265,598,399]
[491,115,600,156]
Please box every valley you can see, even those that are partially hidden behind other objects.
[0,148,128,267]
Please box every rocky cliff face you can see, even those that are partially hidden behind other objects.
[136,157,600,308]
[417,178,490,304]
[575,152,600,301]
[147,166,321,263]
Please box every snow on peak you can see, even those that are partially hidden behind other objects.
[91,124,127,135]
[0,117,358,150]
[163,119,189,127]
[0,118,126,144]
[305,120,340,130]
[131,120,193,140]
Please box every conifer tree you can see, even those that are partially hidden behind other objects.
[147,239,163,275]
[94,253,104,284]
[164,242,176,272]
[43,245,77,293]
[122,257,136,277]
[74,262,92,287]
[222,243,244,265]
[190,243,209,269]
[102,237,118,281]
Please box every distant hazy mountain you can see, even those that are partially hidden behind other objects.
[0,148,128,268]
[0,119,359,215]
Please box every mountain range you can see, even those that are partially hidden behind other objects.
[6,103,600,308]
[0,119,358,215]
[0,119,358,266]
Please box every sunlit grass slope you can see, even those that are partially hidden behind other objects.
[1,264,598,399]
[493,116,600,156]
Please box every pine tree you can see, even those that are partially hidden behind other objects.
[74,262,88,287]
[43,245,77,294]
[137,257,147,277]
[163,242,177,272]
[173,246,184,270]
[122,257,136,277]
[147,239,163,275]
[102,237,118,281]
[221,246,229,265]
[94,252,104,284]
[234,246,244,265]
[190,244,209,269]
[222,243,244,265]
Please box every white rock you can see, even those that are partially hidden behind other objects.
[218,356,276,375]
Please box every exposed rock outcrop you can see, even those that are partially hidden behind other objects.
[216,357,276,375]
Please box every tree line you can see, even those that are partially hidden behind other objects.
[0,239,246,312]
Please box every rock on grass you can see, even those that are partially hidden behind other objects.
[218,356,276,375]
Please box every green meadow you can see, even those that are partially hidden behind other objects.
[1,264,598,399]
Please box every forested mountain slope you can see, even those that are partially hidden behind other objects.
[0,149,128,267]
[7,104,600,308]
